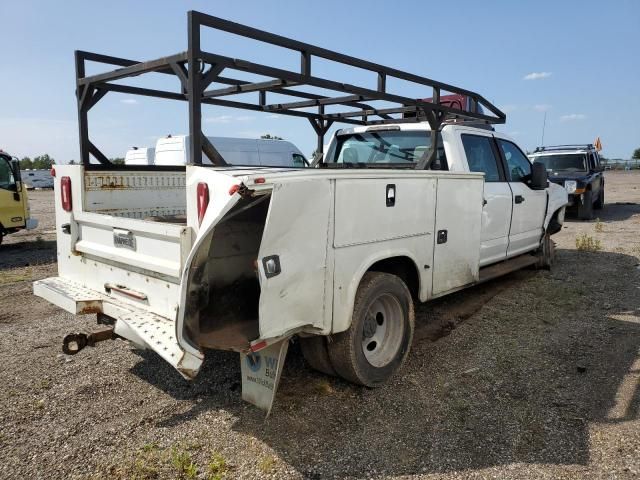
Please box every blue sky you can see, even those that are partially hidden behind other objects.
[1,0,638,162]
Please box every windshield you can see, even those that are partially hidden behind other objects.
[325,130,446,169]
[533,153,587,172]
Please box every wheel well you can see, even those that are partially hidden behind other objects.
[367,256,420,300]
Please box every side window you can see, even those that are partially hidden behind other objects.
[0,157,16,190]
[292,153,307,167]
[461,134,501,182]
[497,139,532,182]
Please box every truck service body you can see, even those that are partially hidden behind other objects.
[33,11,567,412]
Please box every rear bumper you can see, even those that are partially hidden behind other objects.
[33,277,203,379]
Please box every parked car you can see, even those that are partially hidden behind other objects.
[529,144,604,219]
[154,135,308,167]
[0,151,38,244]
[33,11,567,413]
[22,169,54,189]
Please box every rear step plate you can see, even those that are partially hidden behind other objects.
[34,277,203,379]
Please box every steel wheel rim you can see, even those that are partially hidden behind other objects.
[361,293,404,368]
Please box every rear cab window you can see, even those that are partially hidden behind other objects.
[326,130,448,170]
[460,134,501,181]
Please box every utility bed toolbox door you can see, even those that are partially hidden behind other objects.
[431,176,484,296]
[257,180,332,338]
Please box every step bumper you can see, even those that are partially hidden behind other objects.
[33,277,203,379]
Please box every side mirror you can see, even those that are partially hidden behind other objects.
[530,162,548,190]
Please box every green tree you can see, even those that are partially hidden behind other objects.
[20,157,33,169]
[110,157,125,165]
[68,160,76,165]
[261,134,283,140]
[632,148,640,161]
[32,154,55,169]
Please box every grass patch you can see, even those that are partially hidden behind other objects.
[0,269,32,285]
[594,219,604,233]
[258,456,277,475]
[207,452,228,480]
[171,447,198,479]
[575,233,602,252]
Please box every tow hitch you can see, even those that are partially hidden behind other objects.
[62,326,116,355]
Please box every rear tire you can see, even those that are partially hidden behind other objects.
[578,191,594,220]
[299,335,336,376]
[327,272,414,387]
[594,187,604,210]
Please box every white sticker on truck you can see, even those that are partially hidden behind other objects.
[240,339,289,416]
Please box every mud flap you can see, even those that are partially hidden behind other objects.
[240,338,289,416]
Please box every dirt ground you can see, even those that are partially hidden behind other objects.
[1,172,639,480]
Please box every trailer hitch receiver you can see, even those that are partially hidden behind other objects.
[62,327,115,355]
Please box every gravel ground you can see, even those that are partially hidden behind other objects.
[1,172,639,480]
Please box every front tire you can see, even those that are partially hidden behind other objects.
[578,191,594,220]
[327,272,414,387]
[535,233,555,270]
[594,187,604,210]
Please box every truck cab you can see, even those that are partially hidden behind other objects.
[0,151,37,244]
[529,144,604,219]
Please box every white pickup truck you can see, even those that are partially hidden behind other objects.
[33,12,567,413]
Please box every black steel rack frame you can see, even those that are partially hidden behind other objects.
[534,144,595,153]
[75,10,506,168]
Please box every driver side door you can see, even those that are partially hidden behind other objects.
[496,139,547,256]
[0,156,25,230]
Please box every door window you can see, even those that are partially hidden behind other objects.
[0,157,16,190]
[497,139,531,182]
[461,134,501,182]
[292,154,307,167]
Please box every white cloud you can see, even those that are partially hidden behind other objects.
[533,104,552,112]
[204,115,254,124]
[560,113,587,122]
[523,72,552,81]
[120,98,138,104]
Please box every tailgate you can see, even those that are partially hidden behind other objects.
[72,211,191,278]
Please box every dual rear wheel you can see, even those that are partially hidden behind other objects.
[300,272,414,387]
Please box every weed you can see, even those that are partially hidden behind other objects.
[0,269,32,285]
[258,456,277,474]
[171,448,197,479]
[141,442,159,453]
[39,378,51,390]
[312,379,334,395]
[207,452,228,480]
[575,233,602,252]
[594,219,604,233]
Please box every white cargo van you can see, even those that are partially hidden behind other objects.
[124,147,155,166]
[154,135,308,167]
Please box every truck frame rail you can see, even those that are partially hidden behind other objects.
[75,10,505,169]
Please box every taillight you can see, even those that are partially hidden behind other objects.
[50,167,56,177]
[61,176,72,212]
[197,182,209,225]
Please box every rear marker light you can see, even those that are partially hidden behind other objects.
[229,184,240,195]
[255,177,266,184]
[196,182,209,225]
[61,176,72,212]
[50,167,56,177]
